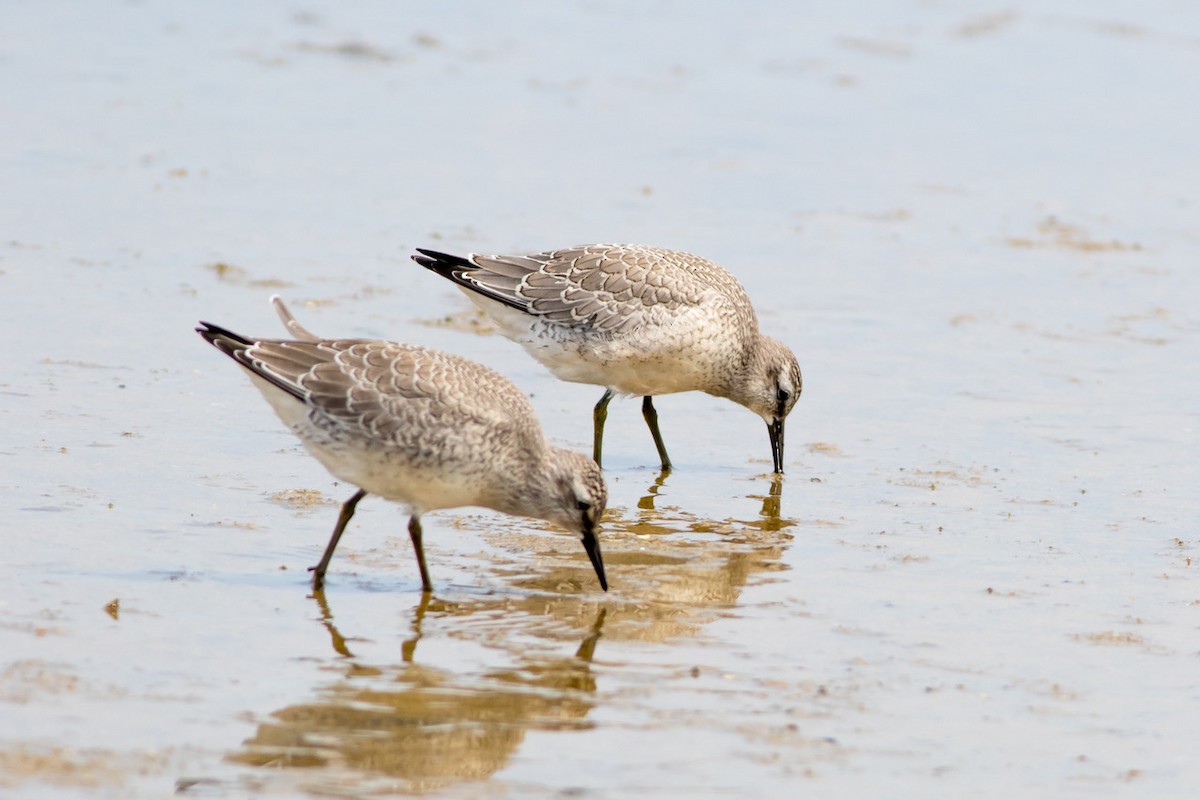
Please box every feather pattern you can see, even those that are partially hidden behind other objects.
[413,243,804,472]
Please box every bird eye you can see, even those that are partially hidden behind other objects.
[777,387,791,405]
[577,500,592,512]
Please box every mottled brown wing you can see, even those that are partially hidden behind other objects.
[243,339,533,444]
[418,244,750,335]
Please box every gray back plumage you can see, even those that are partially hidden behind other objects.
[198,324,544,466]
[417,244,758,337]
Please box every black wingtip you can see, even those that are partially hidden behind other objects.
[196,321,251,347]
[411,247,474,276]
[411,247,532,315]
[197,322,308,403]
[196,322,257,364]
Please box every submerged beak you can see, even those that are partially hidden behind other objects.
[768,417,785,474]
[582,521,608,591]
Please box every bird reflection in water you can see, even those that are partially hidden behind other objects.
[637,469,670,511]
[562,471,796,613]
[229,594,606,794]
[748,473,786,532]
[228,474,793,792]
[632,471,787,532]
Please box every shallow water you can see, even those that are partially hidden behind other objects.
[3,1,1199,797]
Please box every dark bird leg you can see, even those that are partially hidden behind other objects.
[642,396,672,471]
[409,515,433,593]
[310,489,366,590]
[592,389,614,467]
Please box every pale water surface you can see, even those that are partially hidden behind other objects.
[2,1,1199,798]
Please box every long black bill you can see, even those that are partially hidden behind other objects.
[582,524,608,591]
[768,418,785,474]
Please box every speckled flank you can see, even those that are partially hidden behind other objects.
[413,244,802,472]
[196,299,608,592]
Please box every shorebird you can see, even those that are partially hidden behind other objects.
[412,244,802,472]
[196,297,608,593]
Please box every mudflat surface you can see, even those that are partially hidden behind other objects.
[2,2,1198,797]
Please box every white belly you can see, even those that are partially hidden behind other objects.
[245,371,491,513]
[463,292,733,396]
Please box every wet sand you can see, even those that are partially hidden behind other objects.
[3,1,1199,797]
